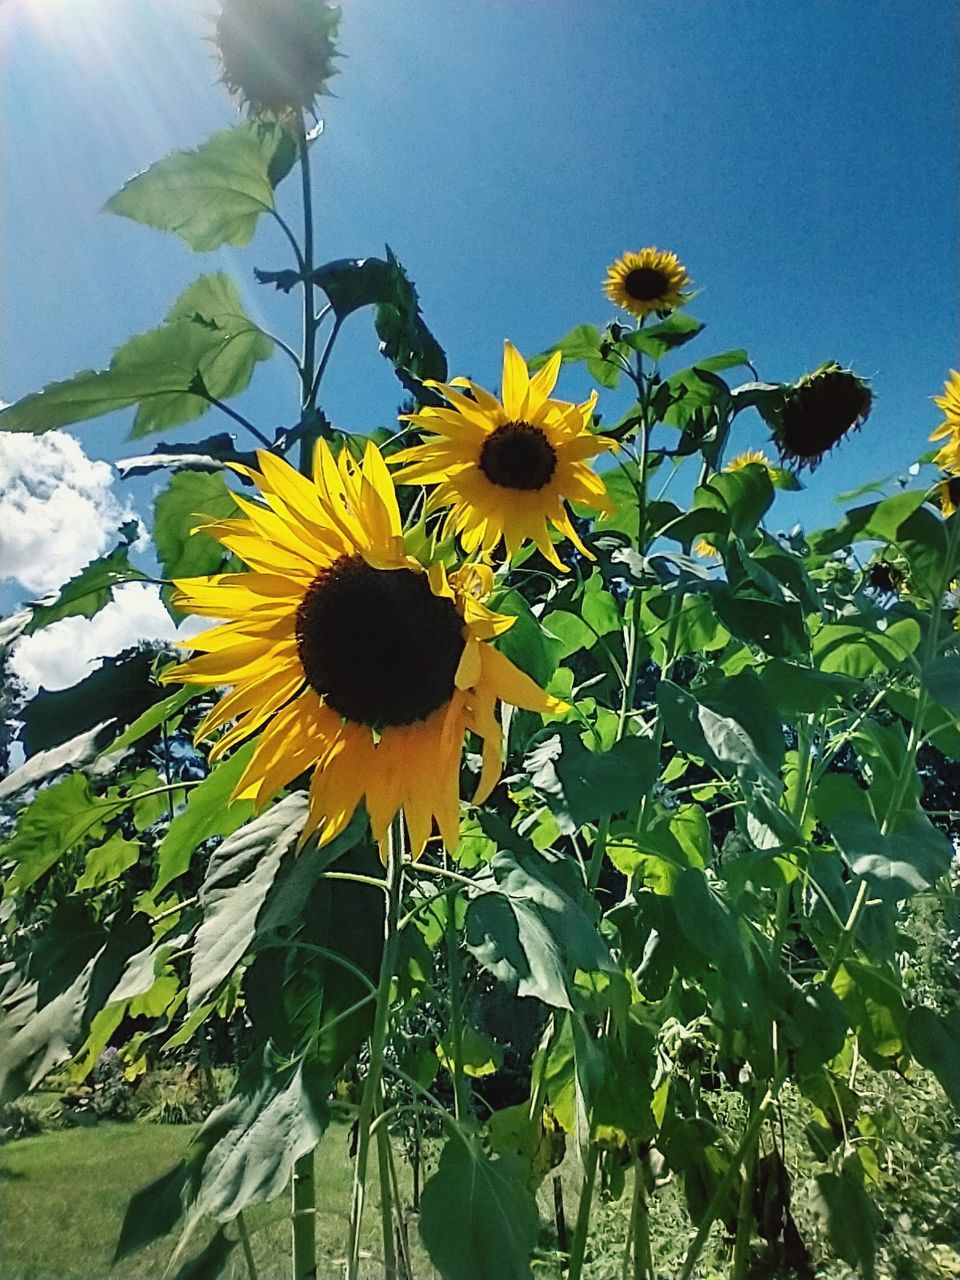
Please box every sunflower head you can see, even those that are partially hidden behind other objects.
[391,341,614,571]
[937,474,960,518]
[930,370,960,470]
[770,363,872,469]
[214,0,341,117]
[866,560,905,596]
[693,538,721,561]
[603,248,690,320]
[162,441,564,861]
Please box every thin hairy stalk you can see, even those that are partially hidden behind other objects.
[730,1088,761,1280]
[444,870,468,1119]
[375,1096,398,1280]
[237,1212,258,1280]
[346,817,404,1280]
[290,1152,316,1280]
[567,1144,599,1280]
[203,393,273,448]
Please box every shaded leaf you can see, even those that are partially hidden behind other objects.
[21,650,161,755]
[154,470,241,619]
[3,773,105,895]
[0,721,115,802]
[811,1167,879,1280]
[419,1136,539,1280]
[906,1005,960,1110]
[524,727,658,833]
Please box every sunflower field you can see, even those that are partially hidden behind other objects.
[1,4,958,1280]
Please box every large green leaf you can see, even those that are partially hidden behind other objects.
[621,313,704,361]
[0,275,272,438]
[811,1165,879,1280]
[813,773,952,899]
[154,744,256,895]
[464,843,616,1010]
[20,649,161,755]
[2,772,106,895]
[905,1005,960,1110]
[528,324,603,372]
[24,527,145,634]
[812,617,921,677]
[188,794,308,1009]
[0,721,115,802]
[419,1137,540,1280]
[105,122,296,250]
[524,727,658,833]
[184,1047,329,1224]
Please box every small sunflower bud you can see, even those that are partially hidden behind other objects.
[215,0,341,118]
[771,362,872,469]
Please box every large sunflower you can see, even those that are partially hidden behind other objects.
[163,442,564,859]
[603,247,690,319]
[930,370,960,472]
[390,341,613,570]
[770,363,871,469]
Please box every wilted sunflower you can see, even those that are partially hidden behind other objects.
[770,363,871,468]
[930,370,960,472]
[163,442,564,859]
[391,341,614,570]
[603,248,690,320]
[938,474,960,518]
[215,0,340,117]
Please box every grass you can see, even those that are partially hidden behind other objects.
[0,1119,433,1280]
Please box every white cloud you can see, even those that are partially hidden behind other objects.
[9,582,206,695]
[0,431,136,596]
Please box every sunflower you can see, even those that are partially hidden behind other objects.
[930,370,960,471]
[163,442,564,859]
[215,0,340,117]
[390,341,614,570]
[938,474,960,518]
[770,362,871,469]
[693,538,721,561]
[603,248,690,320]
[725,448,774,475]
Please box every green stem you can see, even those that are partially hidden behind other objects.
[297,116,316,416]
[630,1156,653,1280]
[586,816,609,892]
[730,1093,760,1280]
[290,1152,316,1280]
[346,817,404,1280]
[678,1065,787,1280]
[445,873,467,1120]
[237,1211,258,1280]
[567,1144,599,1280]
[375,1096,398,1280]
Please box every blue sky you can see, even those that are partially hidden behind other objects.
[1,0,958,668]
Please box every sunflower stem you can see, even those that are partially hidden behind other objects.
[375,1092,398,1280]
[290,1153,316,1280]
[567,1143,599,1280]
[346,816,404,1280]
[444,862,468,1120]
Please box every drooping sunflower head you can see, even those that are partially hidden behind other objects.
[937,474,960,518]
[214,0,341,117]
[930,370,960,471]
[390,341,615,571]
[866,559,906,596]
[603,248,691,320]
[770,363,872,469]
[163,441,564,860]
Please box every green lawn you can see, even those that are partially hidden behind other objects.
[0,1120,433,1280]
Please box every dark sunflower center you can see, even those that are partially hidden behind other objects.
[623,267,669,301]
[295,556,465,728]
[479,422,558,491]
[948,478,960,504]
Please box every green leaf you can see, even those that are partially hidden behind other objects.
[24,540,146,635]
[154,744,256,895]
[154,470,241,618]
[438,1024,504,1078]
[813,774,952,899]
[528,324,603,371]
[758,660,855,715]
[75,833,140,892]
[3,773,105,895]
[920,655,960,713]
[0,721,116,802]
[105,122,295,250]
[109,686,195,752]
[813,617,921,677]
[188,794,308,1009]
[695,466,775,538]
[906,1005,960,1110]
[465,843,617,1010]
[621,313,704,361]
[672,868,741,963]
[185,1048,329,1224]
[419,1137,540,1280]
[0,275,272,438]
[524,727,658,833]
[489,589,561,685]
[21,650,161,755]
[811,1167,879,1280]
